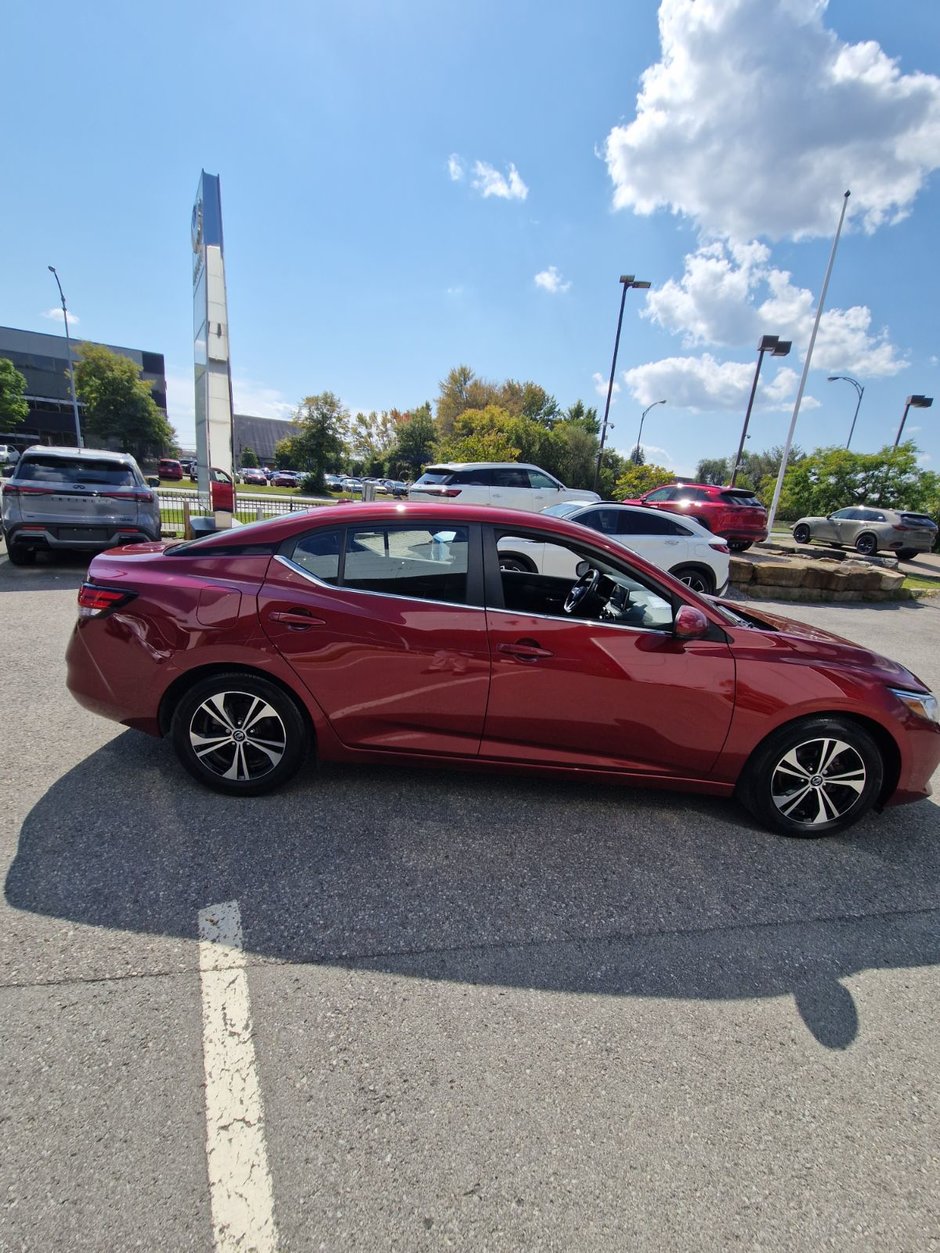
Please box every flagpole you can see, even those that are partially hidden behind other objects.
[766,190,851,535]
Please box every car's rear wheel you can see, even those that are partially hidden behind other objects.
[171,672,310,795]
[855,532,878,557]
[738,716,883,837]
[5,541,36,566]
[792,524,811,545]
[670,565,715,595]
[728,539,752,552]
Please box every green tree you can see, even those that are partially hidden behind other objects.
[281,392,348,491]
[239,445,259,468]
[630,444,646,466]
[550,421,598,489]
[435,365,501,437]
[613,461,674,499]
[74,344,175,461]
[348,410,399,474]
[776,442,927,521]
[562,400,599,433]
[436,405,522,463]
[388,403,436,475]
[0,358,29,428]
[695,457,730,485]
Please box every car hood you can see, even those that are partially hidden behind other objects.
[711,597,929,691]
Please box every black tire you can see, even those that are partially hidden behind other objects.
[793,524,811,545]
[6,542,36,566]
[670,565,716,595]
[728,539,752,552]
[854,532,878,557]
[171,671,310,796]
[738,716,883,838]
[896,549,918,562]
[498,553,534,573]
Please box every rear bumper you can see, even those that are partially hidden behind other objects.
[5,523,159,552]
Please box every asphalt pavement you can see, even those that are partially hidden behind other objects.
[1,553,939,1251]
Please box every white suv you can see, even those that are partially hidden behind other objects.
[407,462,600,512]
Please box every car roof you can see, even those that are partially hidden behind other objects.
[422,461,543,471]
[19,444,137,464]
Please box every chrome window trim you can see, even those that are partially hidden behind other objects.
[273,552,481,612]
[483,603,672,635]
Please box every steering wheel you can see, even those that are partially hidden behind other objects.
[564,566,602,614]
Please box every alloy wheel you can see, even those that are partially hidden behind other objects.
[769,735,867,827]
[188,689,288,783]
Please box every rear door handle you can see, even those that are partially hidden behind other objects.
[269,609,325,629]
[498,640,553,661]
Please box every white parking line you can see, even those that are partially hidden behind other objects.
[198,901,279,1253]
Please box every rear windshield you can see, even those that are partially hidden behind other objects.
[718,490,762,507]
[413,470,455,485]
[899,513,937,527]
[16,455,140,488]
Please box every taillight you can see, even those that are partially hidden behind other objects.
[413,486,461,498]
[77,583,136,618]
[710,541,731,554]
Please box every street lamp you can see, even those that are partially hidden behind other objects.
[827,375,865,449]
[594,274,651,493]
[730,334,791,486]
[633,400,666,464]
[47,265,83,449]
[894,394,933,449]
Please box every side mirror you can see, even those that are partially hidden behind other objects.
[673,605,709,641]
[146,476,160,488]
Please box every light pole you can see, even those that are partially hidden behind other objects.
[827,375,865,449]
[730,335,791,486]
[594,274,651,493]
[48,265,83,449]
[894,394,933,449]
[633,400,666,464]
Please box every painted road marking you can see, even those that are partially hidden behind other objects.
[199,900,279,1252]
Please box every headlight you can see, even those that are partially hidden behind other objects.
[889,688,940,724]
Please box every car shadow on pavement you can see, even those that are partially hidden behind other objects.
[6,729,940,1050]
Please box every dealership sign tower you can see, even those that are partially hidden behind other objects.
[192,171,235,526]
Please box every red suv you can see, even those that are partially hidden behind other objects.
[622,483,768,551]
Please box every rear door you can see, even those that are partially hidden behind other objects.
[259,520,492,754]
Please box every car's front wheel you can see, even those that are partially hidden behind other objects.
[171,672,310,795]
[738,716,883,837]
[728,539,752,552]
[896,549,918,562]
[670,565,715,595]
[792,524,811,545]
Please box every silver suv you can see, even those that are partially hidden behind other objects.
[407,461,600,511]
[2,445,161,565]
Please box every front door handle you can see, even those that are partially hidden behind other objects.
[498,640,553,662]
[269,609,325,629]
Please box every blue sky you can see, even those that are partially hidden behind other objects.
[3,0,939,475]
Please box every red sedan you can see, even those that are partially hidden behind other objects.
[65,503,940,837]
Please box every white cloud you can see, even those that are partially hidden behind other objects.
[232,378,295,421]
[622,352,802,414]
[604,0,940,241]
[645,239,906,376]
[447,154,464,182]
[471,160,528,201]
[593,371,620,398]
[42,307,79,325]
[165,371,294,443]
[534,266,570,294]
